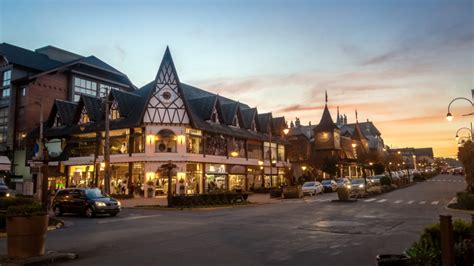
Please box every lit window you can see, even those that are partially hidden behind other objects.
[155,129,177,153]
[79,107,90,124]
[21,87,26,97]
[2,88,10,98]
[109,100,120,120]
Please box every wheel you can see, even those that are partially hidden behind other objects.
[109,212,118,217]
[53,205,62,217]
[84,206,95,218]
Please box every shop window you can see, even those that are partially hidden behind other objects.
[186,128,202,154]
[155,129,177,153]
[132,128,145,153]
[277,144,285,161]
[109,129,129,154]
[229,138,245,158]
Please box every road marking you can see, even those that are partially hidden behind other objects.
[364,198,377,202]
[407,200,414,204]
[98,214,162,224]
[419,201,426,205]
[431,201,439,205]
[394,200,403,204]
[376,199,387,203]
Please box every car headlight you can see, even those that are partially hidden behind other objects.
[95,202,106,207]
[358,184,364,188]
[5,193,10,197]
[117,201,121,207]
[346,185,351,189]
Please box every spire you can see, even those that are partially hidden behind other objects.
[325,90,328,104]
[355,109,358,122]
[336,106,341,125]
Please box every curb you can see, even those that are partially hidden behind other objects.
[445,197,474,214]
[0,251,78,266]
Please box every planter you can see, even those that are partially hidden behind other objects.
[376,254,409,266]
[7,214,48,258]
[269,188,283,198]
[282,186,302,199]
[337,187,349,201]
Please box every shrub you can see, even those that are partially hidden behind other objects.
[406,219,472,266]
[0,197,36,210]
[7,203,46,217]
[367,186,382,195]
[413,173,423,181]
[380,176,392,186]
[456,192,474,210]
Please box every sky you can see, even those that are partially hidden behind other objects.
[1,0,473,157]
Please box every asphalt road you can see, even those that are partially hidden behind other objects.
[2,174,471,266]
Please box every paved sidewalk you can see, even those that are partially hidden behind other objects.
[119,193,280,208]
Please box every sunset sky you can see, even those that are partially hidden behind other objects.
[1,0,473,157]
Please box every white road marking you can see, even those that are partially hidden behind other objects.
[364,198,377,202]
[431,201,439,205]
[376,199,387,203]
[407,200,414,204]
[98,214,162,224]
[394,200,403,204]
[419,201,426,205]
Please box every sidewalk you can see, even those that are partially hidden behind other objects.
[119,193,280,208]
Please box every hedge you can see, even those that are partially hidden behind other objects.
[170,192,249,207]
[0,197,39,229]
[456,192,474,210]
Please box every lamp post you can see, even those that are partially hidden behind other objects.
[446,96,473,121]
[103,99,111,194]
[161,161,177,207]
[267,126,289,188]
[455,123,473,141]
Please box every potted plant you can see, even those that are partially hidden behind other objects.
[6,203,48,258]
[146,180,155,198]
[337,186,350,201]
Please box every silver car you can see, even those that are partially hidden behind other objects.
[302,181,324,196]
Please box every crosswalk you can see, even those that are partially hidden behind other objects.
[280,197,443,206]
[427,179,464,183]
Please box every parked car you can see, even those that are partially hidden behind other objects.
[453,168,465,175]
[52,188,121,218]
[0,181,13,198]
[321,179,338,192]
[368,174,385,185]
[302,181,323,196]
[335,178,350,188]
[347,178,367,192]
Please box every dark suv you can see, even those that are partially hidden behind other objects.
[52,188,121,218]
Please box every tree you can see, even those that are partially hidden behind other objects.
[458,140,474,192]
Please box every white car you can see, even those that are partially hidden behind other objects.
[302,181,324,196]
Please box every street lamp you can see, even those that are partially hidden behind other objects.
[446,96,473,121]
[301,166,307,171]
[455,123,473,141]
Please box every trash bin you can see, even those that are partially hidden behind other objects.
[376,254,410,266]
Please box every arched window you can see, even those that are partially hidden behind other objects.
[155,129,177,153]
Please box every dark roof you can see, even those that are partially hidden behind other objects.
[272,117,286,133]
[0,43,64,71]
[109,89,141,117]
[241,108,257,129]
[414,148,434,158]
[340,121,381,136]
[77,56,124,76]
[220,102,238,125]
[313,104,339,132]
[55,100,78,125]
[187,95,218,121]
[351,122,369,141]
[258,113,272,132]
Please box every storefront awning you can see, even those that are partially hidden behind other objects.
[0,156,11,171]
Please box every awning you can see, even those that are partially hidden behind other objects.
[0,156,11,171]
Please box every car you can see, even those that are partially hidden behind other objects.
[453,168,465,176]
[321,179,338,192]
[368,174,385,185]
[335,178,350,188]
[302,181,323,196]
[348,178,367,192]
[0,179,14,198]
[52,188,121,218]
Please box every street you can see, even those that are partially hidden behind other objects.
[2,174,471,266]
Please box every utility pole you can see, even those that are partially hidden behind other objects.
[103,99,111,194]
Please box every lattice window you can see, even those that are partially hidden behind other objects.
[53,113,62,127]
[232,115,240,127]
[79,107,90,124]
[109,100,120,120]
[211,108,220,124]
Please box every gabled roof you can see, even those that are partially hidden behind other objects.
[187,95,218,121]
[74,95,103,123]
[258,113,273,133]
[340,121,381,136]
[76,56,124,76]
[47,100,78,127]
[241,108,258,130]
[0,43,64,71]
[220,102,239,125]
[109,89,141,117]
[313,104,339,132]
[272,117,286,134]
[351,122,369,141]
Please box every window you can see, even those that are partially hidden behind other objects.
[277,144,285,161]
[186,128,202,154]
[232,116,240,127]
[53,112,62,127]
[229,138,245,158]
[264,142,277,161]
[0,125,7,149]
[73,77,120,102]
[21,87,26,97]
[0,107,8,124]
[210,108,220,124]
[131,128,145,153]
[99,84,117,98]
[247,140,262,159]
[2,70,11,87]
[109,100,120,120]
[79,107,90,124]
[155,129,177,153]
[2,88,10,98]
[250,119,257,131]
[205,133,227,156]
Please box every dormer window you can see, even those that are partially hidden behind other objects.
[79,107,90,124]
[232,115,240,127]
[53,113,62,127]
[211,108,220,124]
[250,119,257,131]
[109,100,120,120]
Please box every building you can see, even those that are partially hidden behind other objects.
[287,95,385,179]
[389,147,434,168]
[0,43,135,194]
[37,47,290,197]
